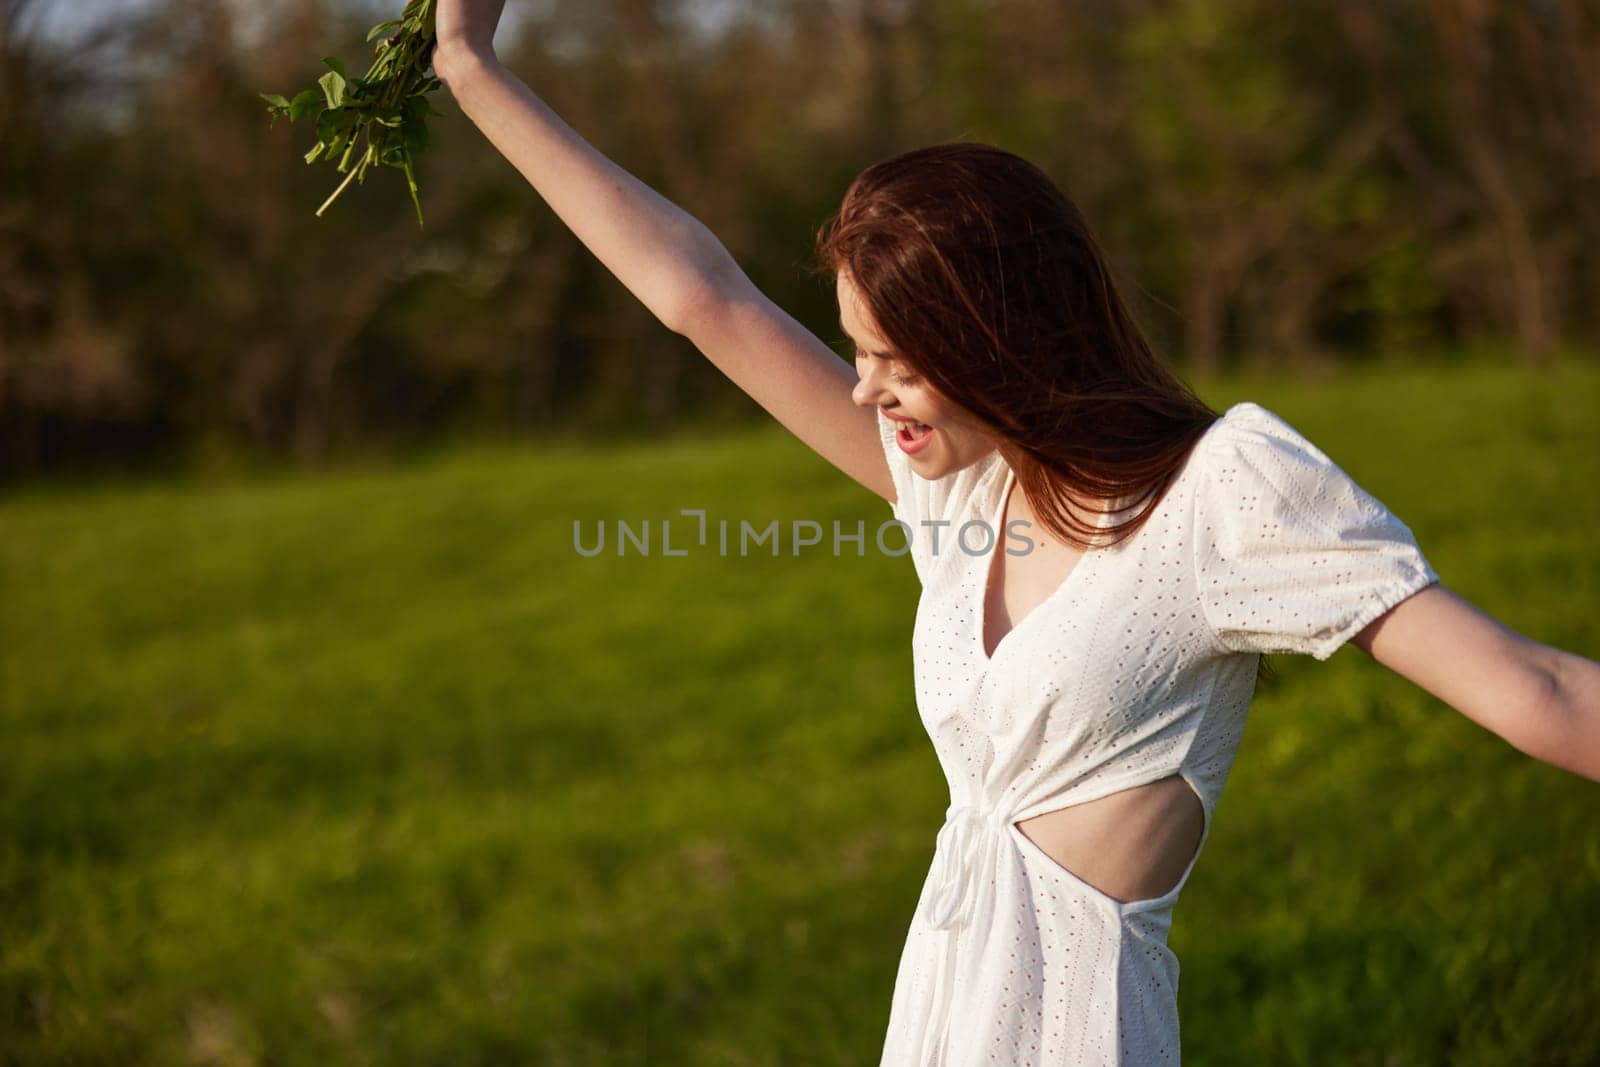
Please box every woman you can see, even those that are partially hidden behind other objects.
[432,3,1600,1062]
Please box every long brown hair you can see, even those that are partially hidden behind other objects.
[815,141,1219,550]
[815,142,1274,680]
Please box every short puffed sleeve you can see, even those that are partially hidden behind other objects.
[1192,402,1440,661]
[875,408,1003,586]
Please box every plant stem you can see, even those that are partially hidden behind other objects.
[403,159,424,229]
[316,163,362,217]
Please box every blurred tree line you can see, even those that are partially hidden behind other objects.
[2,0,1597,481]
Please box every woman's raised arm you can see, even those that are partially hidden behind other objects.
[432,4,894,503]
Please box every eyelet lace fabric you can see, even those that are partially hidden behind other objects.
[873,401,1439,1065]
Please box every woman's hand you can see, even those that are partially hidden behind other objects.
[434,0,508,72]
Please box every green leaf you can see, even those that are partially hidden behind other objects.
[322,55,347,78]
[318,70,347,110]
[406,93,443,119]
[289,89,323,121]
[402,117,429,154]
[315,108,345,145]
[258,92,291,111]
[366,18,403,43]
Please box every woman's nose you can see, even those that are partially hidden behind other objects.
[852,364,887,408]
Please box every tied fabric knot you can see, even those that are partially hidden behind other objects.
[920,803,1004,931]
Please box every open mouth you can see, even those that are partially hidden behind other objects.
[896,421,933,445]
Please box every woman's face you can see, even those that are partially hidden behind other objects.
[838,271,1000,480]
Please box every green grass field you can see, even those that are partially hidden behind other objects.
[3,359,1598,1065]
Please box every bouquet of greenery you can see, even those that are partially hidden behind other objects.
[260,0,443,228]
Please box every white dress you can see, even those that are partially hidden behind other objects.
[873,401,1439,1065]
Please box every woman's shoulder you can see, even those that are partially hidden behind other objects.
[1193,401,1334,476]
[1190,399,1402,537]
[1201,401,1295,445]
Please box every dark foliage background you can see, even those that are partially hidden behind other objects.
[3,0,1596,481]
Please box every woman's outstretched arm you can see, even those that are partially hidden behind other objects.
[432,3,894,502]
[1352,584,1600,782]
